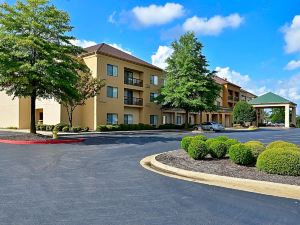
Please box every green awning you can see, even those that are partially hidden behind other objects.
[248,92,296,105]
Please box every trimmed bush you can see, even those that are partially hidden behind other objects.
[46,125,55,131]
[70,126,82,133]
[205,138,218,147]
[55,123,68,132]
[188,139,209,160]
[62,126,70,132]
[215,136,229,142]
[229,144,255,165]
[193,135,207,142]
[224,138,240,149]
[181,136,194,152]
[244,142,265,159]
[209,141,227,159]
[82,127,89,132]
[266,141,299,150]
[159,124,184,129]
[96,124,154,132]
[256,148,300,176]
[245,141,264,146]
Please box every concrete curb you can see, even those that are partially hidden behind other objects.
[140,153,300,200]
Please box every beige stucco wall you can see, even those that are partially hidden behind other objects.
[19,98,31,129]
[0,91,20,128]
[36,99,62,125]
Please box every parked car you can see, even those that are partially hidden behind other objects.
[194,122,225,132]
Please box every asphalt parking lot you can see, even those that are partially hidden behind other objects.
[0,128,299,225]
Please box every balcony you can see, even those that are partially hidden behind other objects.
[124,97,143,106]
[228,95,234,101]
[234,96,239,101]
[124,77,143,87]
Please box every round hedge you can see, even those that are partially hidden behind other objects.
[229,144,255,165]
[205,138,218,147]
[266,141,299,150]
[245,141,264,146]
[225,138,240,150]
[181,136,194,152]
[188,139,209,160]
[244,142,265,159]
[256,148,300,176]
[193,135,208,142]
[215,136,229,142]
[209,141,227,159]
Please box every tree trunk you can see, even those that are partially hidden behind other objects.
[66,106,73,127]
[185,110,189,129]
[30,93,36,134]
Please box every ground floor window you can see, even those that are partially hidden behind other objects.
[124,114,133,124]
[150,115,158,125]
[176,115,182,125]
[107,113,118,125]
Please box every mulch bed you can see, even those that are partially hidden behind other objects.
[0,133,54,141]
[156,150,300,186]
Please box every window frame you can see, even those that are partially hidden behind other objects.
[150,115,158,125]
[150,92,158,102]
[150,75,158,85]
[124,114,133,125]
[107,86,118,98]
[107,64,118,77]
[107,113,118,125]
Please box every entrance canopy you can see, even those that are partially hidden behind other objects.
[248,92,297,128]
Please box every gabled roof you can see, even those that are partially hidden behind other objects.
[213,76,241,88]
[248,92,296,105]
[82,43,163,71]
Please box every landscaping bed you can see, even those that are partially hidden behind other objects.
[0,133,84,144]
[156,150,300,186]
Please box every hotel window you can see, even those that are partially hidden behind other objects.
[150,115,158,125]
[107,86,118,98]
[107,64,118,76]
[107,113,118,125]
[124,114,133,124]
[217,101,221,107]
[150,92,158,102]
[176,116,182,125]
[150,75,158,85]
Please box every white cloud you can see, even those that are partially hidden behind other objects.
[282,15,300,53]
[285,60,300,70]
[131,3,184,26]
[108,11,116,24]
[183,13,244,35]
[151,46,173,69]
[108,43,132,55]
[215,66,250,86]
[70,39,97,48]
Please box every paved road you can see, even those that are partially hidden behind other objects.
[0,128,299,225]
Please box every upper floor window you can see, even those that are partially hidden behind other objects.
[150,92,158,102]
[107,86,118,98]
[107,113,118,125]
[150,75,158,85]
[107,64,118,77]
[217,101,221,107]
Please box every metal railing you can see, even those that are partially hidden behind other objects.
[124,97,143,106]
[124,77,143,87]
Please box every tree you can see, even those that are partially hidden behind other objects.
[296,116,300,128]
[59,71,105,127]
[270,108,285,123]
[158,32,220,128]
[233,101,256,125]
[0,0,88,133]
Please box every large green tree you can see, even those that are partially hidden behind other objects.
[233,101,256,125]
[270,108,285,123]
[158,32,220,128]
[0,0,88,133]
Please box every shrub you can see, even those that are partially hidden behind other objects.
[70,126,82,133]
[46,125,55,131]
[224,138,240,149]
[188,139,209,160]
[266,141,299,150]
[244,142,265,159]
[39,124,46,131]
[209,141,227,159]
[181,136,194,152]
[229,144,255,165]
[82,127,89,132]
[193,135,207,141]
[205,138,218,147]
[55,123,68,131]
[245,141,264,146]
[256,148,300,176]
[159,124,184,129]
[62,126,70,132]
[215,136,229,142]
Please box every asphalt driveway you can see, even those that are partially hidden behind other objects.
[0,128,299,225]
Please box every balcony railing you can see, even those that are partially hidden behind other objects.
[234,96,239,101]
[228,95,234,101]
[124,97,143,106]
[124,77,143,87]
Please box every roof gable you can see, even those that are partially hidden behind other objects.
[82,43,163,71]
[248,92,296,105]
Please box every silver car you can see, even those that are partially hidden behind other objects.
[198,122,225,131]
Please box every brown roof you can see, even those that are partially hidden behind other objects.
[213,75,241,88]
[82,43,163,71]
[240,88,257,97]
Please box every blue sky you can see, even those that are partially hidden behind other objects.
[4,0,300,109]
